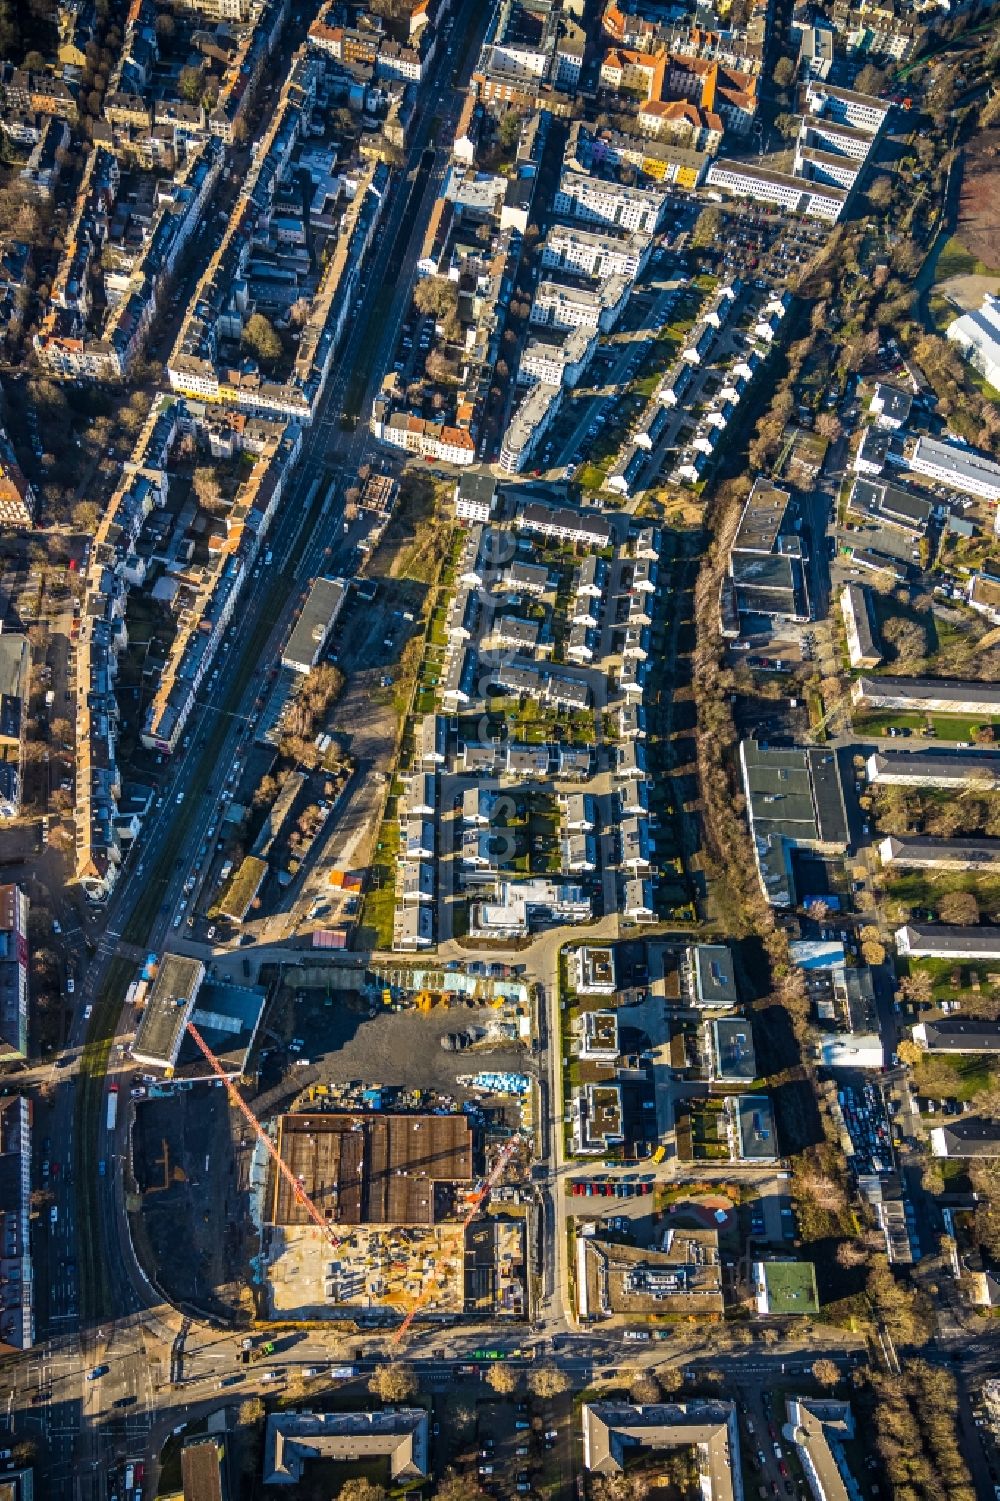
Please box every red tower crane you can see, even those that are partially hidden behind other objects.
[186,1021,519,1344]
[392,1134,521,1343]
[185,1020,343,1250]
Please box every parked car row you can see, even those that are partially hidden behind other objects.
[570,1179,652,1197]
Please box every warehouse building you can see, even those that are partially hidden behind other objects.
[727,480,809,625]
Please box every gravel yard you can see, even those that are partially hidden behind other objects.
[262,985,532,1101]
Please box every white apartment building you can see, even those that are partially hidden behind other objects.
[453,473,496,524]
[529,274,631,334]
[800,117,874,161]
[706,159,847,221]
[489,37,550,77]
[518,327,597,389]
[907,435,1000,502]
[541,224,652,279]
[804,79,890,135]
[794,144,861,191]
[499,382,562,475]
[552,170,667,234]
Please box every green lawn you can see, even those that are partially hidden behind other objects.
[913,1051,995,1102]
[360,817,399,948]
[884,869,1000,912]
[576,461,609,494]
[935,235,999,281]
[901,956,1000,1006]
[853,711,1000,742]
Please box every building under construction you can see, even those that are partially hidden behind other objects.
[270,1113,473,1229]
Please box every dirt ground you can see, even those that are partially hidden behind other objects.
[957,128,1000,271]
[936,272,1000,310]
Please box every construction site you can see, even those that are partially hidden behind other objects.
[125,962,537,1326]
[260,1112,529,1327]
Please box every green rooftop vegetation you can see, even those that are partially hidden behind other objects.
[216,855,268,922]
[758,1259,819,1316]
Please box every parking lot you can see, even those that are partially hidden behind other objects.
[471,1393,571,1501]
[258,982,531,1102]
[835,1079,895,1177]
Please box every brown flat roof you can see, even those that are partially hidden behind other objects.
[272,1113,473,1228]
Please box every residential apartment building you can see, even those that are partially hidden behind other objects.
[866,750,1000,790]
[454,473,497,523]
[0,1094,33,1349]
[168,57,388,426]
[518,327,597,388]
[896,924,1000,960]
[530,275,632,334]
[141,419,304,753]
[0,885,29,1061]
[499,382,562,474]
[906,434,1000,502]
[516,501,612,548]
[541,223,652,278]
[851,675,1000,718]
[0,633,29,820]
[840,582,882,669]
[35,137,223,382]
[880,836,1000,871]
[553,169,668,233]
